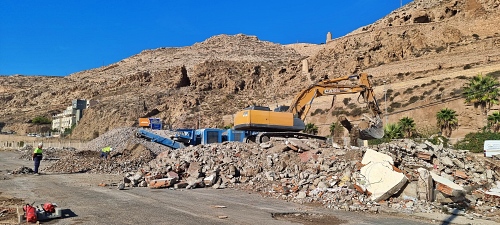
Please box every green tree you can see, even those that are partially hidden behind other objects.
[329,122,336,136]
[398,116,416,138]
[463,74,500,115]
[487,111,500,132]
[32,116,52,124]
[384,123,403,139]
[436,108,458,137]
[304,123,318,135]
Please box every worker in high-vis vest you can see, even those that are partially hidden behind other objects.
[101,146,112,159]
[32,142,43,175]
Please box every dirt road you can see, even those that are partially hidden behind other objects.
[0,150,437,225]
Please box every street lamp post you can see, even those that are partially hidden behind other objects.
[383,81,388,125]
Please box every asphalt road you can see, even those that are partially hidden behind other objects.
[0,150,436,225]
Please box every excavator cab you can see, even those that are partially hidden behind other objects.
[273,105,289,112]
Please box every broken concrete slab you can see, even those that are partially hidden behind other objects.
[361,149,394,165]
[358,162,408,202]
[286,138,311,152]
[430,172,465,197]
[401,181,418,199]
[417,168,433,201]
[357,149,407,202]
[145,174,163,183]
[440,157,454,168]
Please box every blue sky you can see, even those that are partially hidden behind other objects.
[0,0,413,76]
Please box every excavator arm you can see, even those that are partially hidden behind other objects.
[287,73,384,139]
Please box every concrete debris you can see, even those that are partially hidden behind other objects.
[430,172,465,197]
[286,138,311,152]
[356,149,408,202]
[44,142,155,174]
[27,128,500,221]
[9,166,34,174]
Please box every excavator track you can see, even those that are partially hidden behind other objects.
[254,132,327,144]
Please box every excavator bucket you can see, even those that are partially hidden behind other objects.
[339,116,384,140]
[359,121,384,140]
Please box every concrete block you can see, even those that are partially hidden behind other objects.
[149,177,178,189]
[417,168,433,201]
[203,174,217,186]
[359,162,408,202]
[361,149,394,165]
[430,172,465,197]
[357,149,407,202]
[145,174,163,183]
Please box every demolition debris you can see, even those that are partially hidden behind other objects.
[15,128,500,221]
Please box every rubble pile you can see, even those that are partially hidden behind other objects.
[121,138,499,221]
[81,127,174,155]
[9,166,34,174]
[18,146,75,160]
[44,142,155,174]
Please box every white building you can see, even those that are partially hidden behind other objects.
[52,99,96,132]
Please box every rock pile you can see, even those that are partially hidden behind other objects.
[44,142,155,174]
[9,166,34,174]
[18,146,75,160]
[120,138,499,221]
[80,127,173,155]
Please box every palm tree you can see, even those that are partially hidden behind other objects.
[304,123,318,135]
[384,123,403,139]
[398,116,416,138]
[487,111,500,132]
[463,74,500,115]
[436,108,458,137]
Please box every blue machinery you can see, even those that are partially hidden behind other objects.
[136,128,248,149]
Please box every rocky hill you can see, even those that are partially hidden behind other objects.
[1,0,500,140]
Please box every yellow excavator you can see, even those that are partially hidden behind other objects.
[233,72,384,143]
